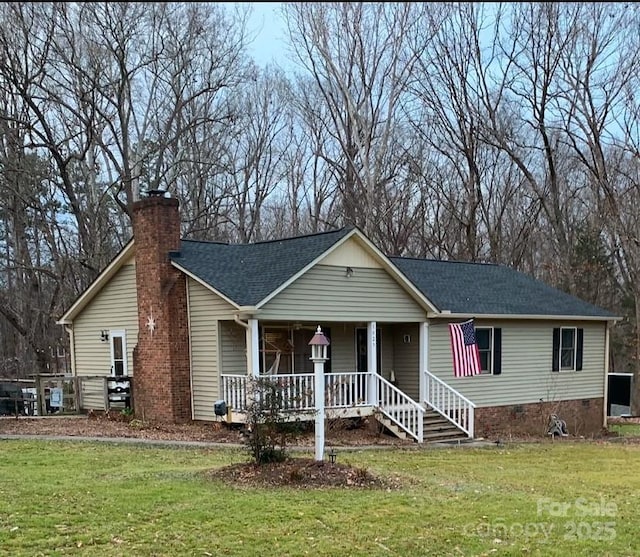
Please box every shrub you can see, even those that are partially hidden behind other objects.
[244,377,306,465]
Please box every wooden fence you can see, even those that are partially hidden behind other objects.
[0,375,133,416]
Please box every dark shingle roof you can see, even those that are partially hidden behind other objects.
[170,226,614,318]
[390,257,615,318]
[171,228,353,306]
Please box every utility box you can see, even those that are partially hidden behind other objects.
[214,400,227,417]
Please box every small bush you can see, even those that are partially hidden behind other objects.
[244,377,308,465]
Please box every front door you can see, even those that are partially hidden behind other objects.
[110,330,128,376]
[355,327,381,373]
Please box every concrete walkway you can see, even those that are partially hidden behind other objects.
[0,433,495,451]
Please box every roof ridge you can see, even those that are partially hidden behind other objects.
[392,255,500,267]
[246,226,352,246]
[180,238,229,246]
[180,227,352,248]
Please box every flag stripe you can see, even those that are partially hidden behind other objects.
[449,320,482,377]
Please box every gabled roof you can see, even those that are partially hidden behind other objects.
[59,225,617,325]
[391,257,616,319]
[171,228,355,307]
[58,240,135,324]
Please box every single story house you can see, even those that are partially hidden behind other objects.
[58,191,618,442]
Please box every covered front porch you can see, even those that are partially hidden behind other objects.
[218,319,475,443]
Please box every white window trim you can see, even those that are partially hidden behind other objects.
[559,326,577,372]
[476,326,494,375]
[109,329,128,377]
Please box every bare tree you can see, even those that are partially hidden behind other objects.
[284,2,424,252]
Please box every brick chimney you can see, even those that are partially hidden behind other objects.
[131,191,191,423]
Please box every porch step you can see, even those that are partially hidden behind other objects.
[422,409,468,443]
[375,413,409,441]
[373,409,469,443]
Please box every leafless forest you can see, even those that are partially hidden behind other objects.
[1,3,639,406]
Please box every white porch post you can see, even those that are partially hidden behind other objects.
[367,321,377,406]
[248,318,260,378]
[419,321,429,404]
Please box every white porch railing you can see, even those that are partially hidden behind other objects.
[222,374,248,411]
[424,370,475,437]
[222,371,440,444]
[222,372,372,412]
[375,373,424,443]
[325,372,370,408]
[264,373,315,411]
[221,373,315,412]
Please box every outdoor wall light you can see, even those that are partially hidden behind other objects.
[345,266,354,278]
[100,330,109,342]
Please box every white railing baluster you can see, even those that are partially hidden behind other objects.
[423,370,475,437]
[221,375,248,411]
[373,374,424,443]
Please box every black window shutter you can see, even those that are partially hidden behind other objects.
[576,328,584,371]
[552,328,560,372]
[493,328,502,375]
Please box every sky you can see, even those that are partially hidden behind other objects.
[242,2,288,67]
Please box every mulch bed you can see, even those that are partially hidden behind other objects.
[207,457,398,489]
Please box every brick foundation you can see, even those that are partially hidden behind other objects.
[132,194,191,423]
[475,398,604,439]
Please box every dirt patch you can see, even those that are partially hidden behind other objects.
[207,457,398,489]
[0,414,413,447]
[0,413,245,443]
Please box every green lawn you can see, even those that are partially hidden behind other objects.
[0,440,638,556]
[608,423,640,437]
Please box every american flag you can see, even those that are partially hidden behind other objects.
[448,319,481,377]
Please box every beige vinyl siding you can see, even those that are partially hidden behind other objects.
[188,278,238,420]
[324,323,393,375]
[392,324,420,400]
[260,265,426,322]
[379,325,394,378]
[319,237,382,268]
[220,321,247,374]
[73,262,138,409]
[328,324,355,372]
[428,320,606,407]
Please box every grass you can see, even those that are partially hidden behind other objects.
[0,440,639,556]
[608,423,640,437]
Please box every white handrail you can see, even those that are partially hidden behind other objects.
[424,370,475,437]
[375,373,424,442]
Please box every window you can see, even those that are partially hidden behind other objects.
[259,325,332,375]
[476,328,492,374]
[552,327,584,372]
[260,327,293,375]
[560,328,576,370]
[475,327,502,375]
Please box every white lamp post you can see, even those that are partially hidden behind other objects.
[309,325,330,461]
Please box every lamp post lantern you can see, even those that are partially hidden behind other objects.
[309,325,330,461]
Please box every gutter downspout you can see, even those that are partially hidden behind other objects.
[185,279,195,420]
